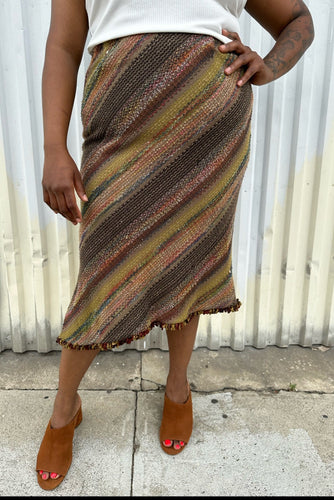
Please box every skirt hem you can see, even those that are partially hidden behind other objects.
[56,299,242,351]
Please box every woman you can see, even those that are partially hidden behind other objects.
[37,0,314,490]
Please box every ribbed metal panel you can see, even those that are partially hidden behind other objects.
[0,0,333,352]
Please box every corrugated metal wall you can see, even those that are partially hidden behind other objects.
[0,0,333,353]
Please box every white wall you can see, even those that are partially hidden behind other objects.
[0,0,333,352]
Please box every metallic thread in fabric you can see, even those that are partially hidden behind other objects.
[56,32,253,350]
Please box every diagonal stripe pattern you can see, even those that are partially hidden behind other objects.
[57,32,253,350]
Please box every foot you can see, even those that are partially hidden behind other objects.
[38,392,81,482]
[162,377,189,451]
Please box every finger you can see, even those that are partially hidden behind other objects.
[224,52,256,76]
[63,189,82,223]
[236,65,258,86]
[55,192,78,224]
[219,40,250,55]
[222,28,241,42]
[43,187,59,214]
[43,188,51,209]
[73,170,88,202]
[48,191,60,215]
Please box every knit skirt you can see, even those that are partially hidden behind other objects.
[56,32,253,351]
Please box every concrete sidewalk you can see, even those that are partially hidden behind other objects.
[0,345,333,496]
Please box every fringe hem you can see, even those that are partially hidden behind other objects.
[56,299,242,351]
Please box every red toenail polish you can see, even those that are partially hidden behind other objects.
[164,439,172,446]
[42,473,48,480]
[174,444,181,450]
[180,441,184,446]
[50,473,58,479]
[39,470,43,475]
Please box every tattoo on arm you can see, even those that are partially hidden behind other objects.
[264,1,314,81]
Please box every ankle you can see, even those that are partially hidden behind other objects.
[166,373,188,386]
[51,392,81,428]
[165,375,189,403]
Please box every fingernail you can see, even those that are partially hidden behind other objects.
[83,194,88,201]
[50,473,58,479]
[225,67,231,74]
[42,473,48,480]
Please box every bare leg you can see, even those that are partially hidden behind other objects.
[163,314,199,450]
[39,347,99,481]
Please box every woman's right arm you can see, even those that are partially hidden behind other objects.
[42,0,89,225]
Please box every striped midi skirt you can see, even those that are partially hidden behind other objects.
[56,32,253,350]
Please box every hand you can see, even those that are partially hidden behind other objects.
[218,28,274,87]
[42,148,88,225]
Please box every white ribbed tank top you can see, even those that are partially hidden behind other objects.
[85,0,247,54]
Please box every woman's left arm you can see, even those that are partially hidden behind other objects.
[219,0,314,86]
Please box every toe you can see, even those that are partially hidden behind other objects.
[163,439,185,450]
[39,471,60,480]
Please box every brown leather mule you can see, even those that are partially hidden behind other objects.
[36,405,82,490]
[159,383,193,455]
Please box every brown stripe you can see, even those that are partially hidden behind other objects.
[81,34,218,181]
[82,33,194,154]
[101,203,238,343]
[81,85,252,267]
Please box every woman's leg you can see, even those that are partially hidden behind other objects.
[163,314,199,451]
[38,347,99,481]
